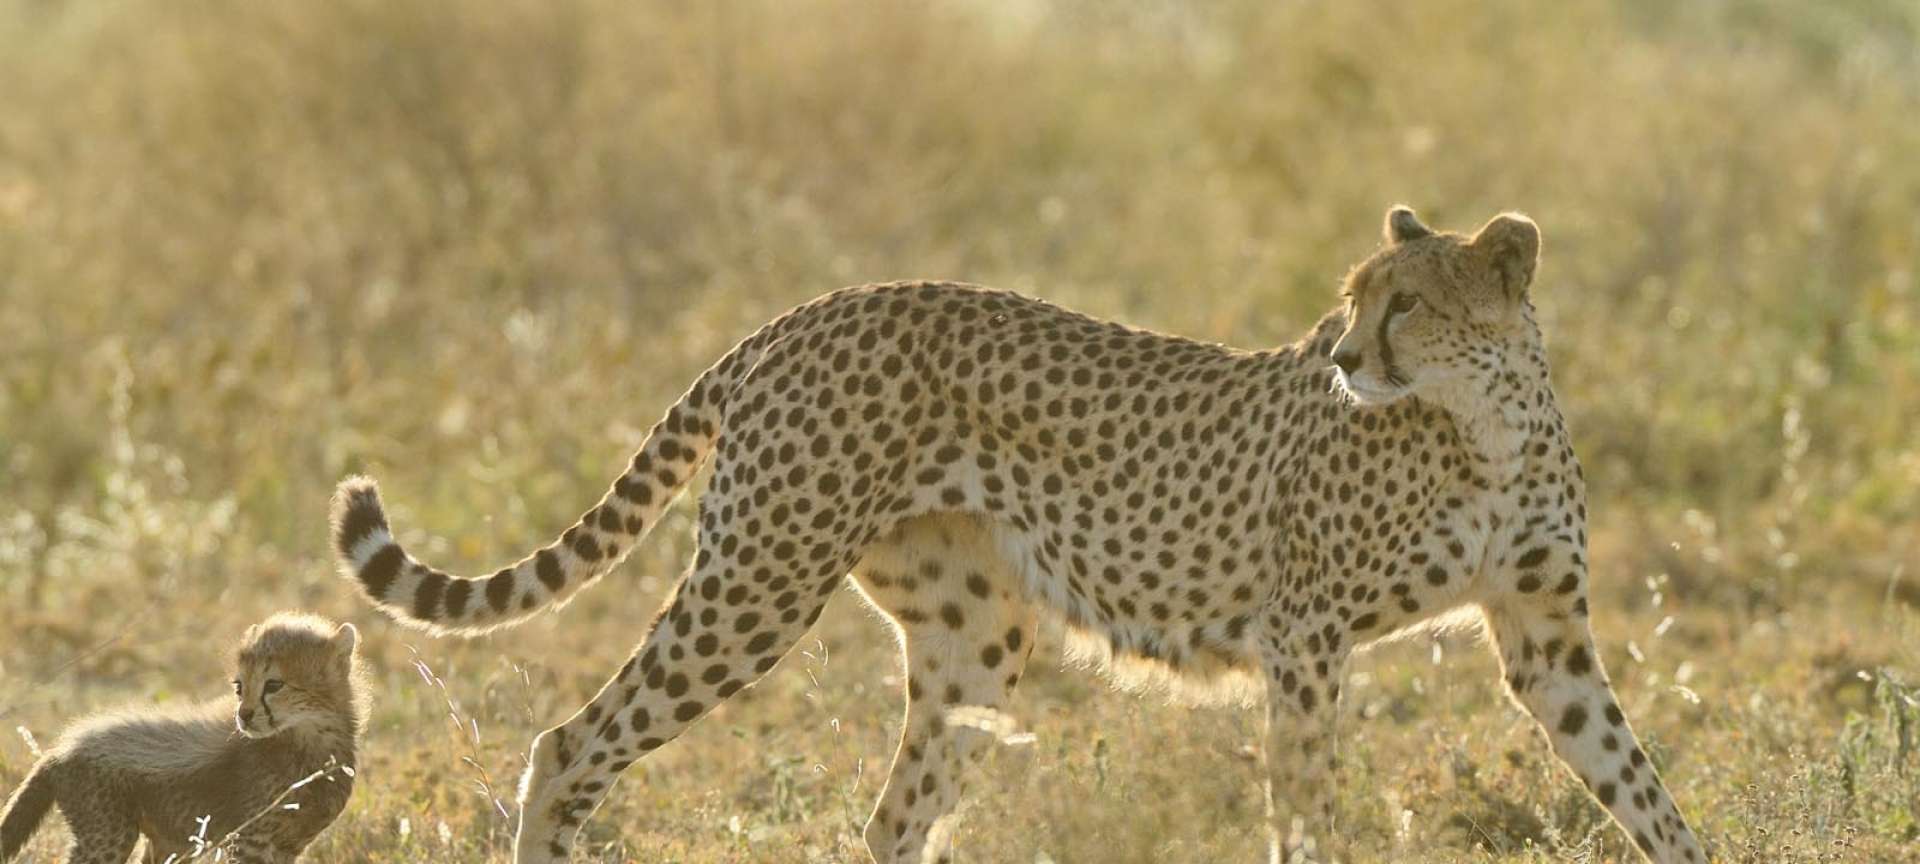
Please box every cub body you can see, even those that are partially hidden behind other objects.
[0,613,365,864]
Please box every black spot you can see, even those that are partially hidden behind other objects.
[1515,547,1551,569]
[745,631,779,655]
[412,571,447,620]
[536,549,566,591]
[616,473,654,506]
[360,545,404,597]
[443,578,472,619]
[333,488,390,556]
[486,570,515,612]
[1558,703,1588,736]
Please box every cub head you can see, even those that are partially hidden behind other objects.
[232,612,363,738]
[1329,206,1541,406]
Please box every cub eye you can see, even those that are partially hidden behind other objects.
[232,680,243,695]
[1388,292,1419,315]
[263,679,284,695]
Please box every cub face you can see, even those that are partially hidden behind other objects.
[1330,206,1541,407]
[232,613,359,738]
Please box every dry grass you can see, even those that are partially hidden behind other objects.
[2,0,1918,861]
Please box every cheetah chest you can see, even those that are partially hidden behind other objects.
[1281,408,1513,640]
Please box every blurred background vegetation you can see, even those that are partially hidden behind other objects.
[1,0,1916,861]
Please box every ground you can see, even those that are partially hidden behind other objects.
[1,0,1917,862]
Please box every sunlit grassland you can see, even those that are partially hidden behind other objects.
[1,0,1917,861]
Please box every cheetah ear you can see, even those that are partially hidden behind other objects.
[1384,205,1431,244]
[1470,212,1540,297]
[331,622,359,656]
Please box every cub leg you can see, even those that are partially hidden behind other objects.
[61,790,138,864]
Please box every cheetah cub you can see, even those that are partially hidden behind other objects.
[0,613,365,864]
[334,207,1705,863]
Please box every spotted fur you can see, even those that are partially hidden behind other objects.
[332,207,1704,863]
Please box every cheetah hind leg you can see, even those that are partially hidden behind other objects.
[851,515,1037,864]
[512,498,862,864]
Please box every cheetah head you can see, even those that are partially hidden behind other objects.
[1328,206,1541,406]
[232,612,362,738]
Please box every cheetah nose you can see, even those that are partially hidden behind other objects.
[238,707,256,725]
[1331,348,1363,374]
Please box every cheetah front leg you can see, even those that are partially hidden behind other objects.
[852,516,1038,864]
[1484,545,1705,863]
[1259,631,1350,864]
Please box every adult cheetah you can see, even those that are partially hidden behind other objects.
[331,207,1705,863]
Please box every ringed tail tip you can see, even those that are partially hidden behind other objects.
[330,475,396,583]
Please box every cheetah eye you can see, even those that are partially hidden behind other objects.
[263,679,284,695]
[232,680,243,695]
[1387,292,1419,316]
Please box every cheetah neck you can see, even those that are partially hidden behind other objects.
[1423,331,1554,491]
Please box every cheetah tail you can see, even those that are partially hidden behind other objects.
[0,760,55,862]
[330,338,761,636]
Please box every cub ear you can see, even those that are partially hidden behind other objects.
[1471,212,1540,296]
[332,622,359,656]
[1384,205,1432,244]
